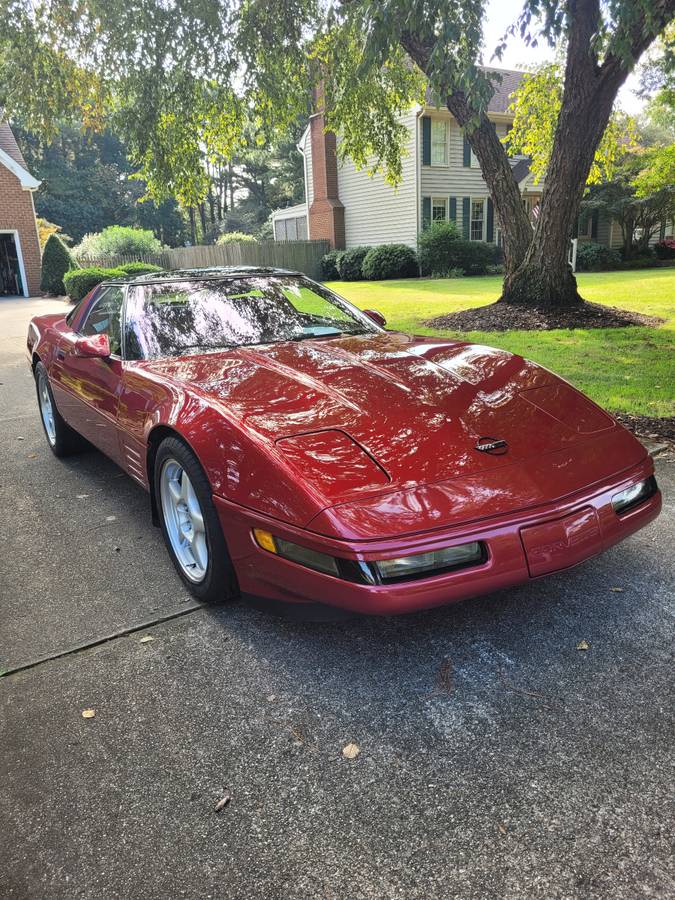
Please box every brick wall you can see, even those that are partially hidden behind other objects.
[0,166,42,296]
[308,113,345,249]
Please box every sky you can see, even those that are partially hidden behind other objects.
[482,0,645,115]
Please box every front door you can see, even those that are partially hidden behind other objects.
[52,285,125,462]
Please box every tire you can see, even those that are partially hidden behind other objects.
[34,361,85,457]
[154,436,239,603]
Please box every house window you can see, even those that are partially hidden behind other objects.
[470,147,479,169]
[432,197,448,222]
[431,120,448,166]
[470,199,485,241]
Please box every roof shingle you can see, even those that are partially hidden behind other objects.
[0,121,28,168]
[425,67,527,115]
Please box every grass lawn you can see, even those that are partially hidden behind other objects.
[326,269,675,418]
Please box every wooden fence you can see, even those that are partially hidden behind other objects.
[81,239,331,281]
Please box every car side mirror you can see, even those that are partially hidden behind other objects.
[73,333,111,358]
[363,309,386,328]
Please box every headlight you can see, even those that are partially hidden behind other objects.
[253,529,339,577]
[611,476,657,514]
[253,529,485,584]
[374,541,485,582]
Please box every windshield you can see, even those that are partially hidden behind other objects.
[124,275,378,360]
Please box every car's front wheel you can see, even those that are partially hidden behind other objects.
[155,436,239,603]
[34,362,84,456]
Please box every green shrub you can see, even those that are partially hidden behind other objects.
[450,241,495,276]
[655,238,675,260]
[63,267,125,302]
[320,250,345,280]
[419,224,497,276]
[116,262,164,276]
[575,241,622,271]
[619,256,659,270]
[216,231,257,244]
[417,222,461,276]
[361,244,418,280]
[74,226,164,261]
[337,246,370,281]
[40,234,78,295]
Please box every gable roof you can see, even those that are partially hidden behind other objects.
[425,67,527,115]
[0,121,28,167]
[511,157,532,183]
[0,121,40,189]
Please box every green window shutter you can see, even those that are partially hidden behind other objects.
[449,197,457,223]
[422,117,431,166]
[572,217,579,239]
[463,134,471,167]
[422,196,431,230]
[486,198,494,243]
[591,209,599,240]
[462,197,470,239]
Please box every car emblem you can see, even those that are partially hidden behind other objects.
[475,436,508,455]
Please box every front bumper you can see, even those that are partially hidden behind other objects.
[214,456,661,616]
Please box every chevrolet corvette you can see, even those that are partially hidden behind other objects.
[27,267,661,614]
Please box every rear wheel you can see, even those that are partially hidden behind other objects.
[155,436,239,603]
[34,362,84,456]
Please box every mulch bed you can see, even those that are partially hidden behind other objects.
[425,300,665,332]
[614,413,675,447]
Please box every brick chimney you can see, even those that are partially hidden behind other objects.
[308,86,345,249]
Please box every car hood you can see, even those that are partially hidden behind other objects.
[141,332,630,509]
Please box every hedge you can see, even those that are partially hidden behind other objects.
[217,231,257,244]
[361,244,418,280]
[116,262,164,276]
[337,246,370,281]
[654,238,675,260]
[575,241,622,272]
[41,235,78,295]
[320,249,344,280]
[63,267,126,302]
[418,222,497,276]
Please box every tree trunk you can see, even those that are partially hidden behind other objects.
[502,0,628,306]
[401,0,672,308]
[189,207,197,245]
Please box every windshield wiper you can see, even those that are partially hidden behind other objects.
[177,342,236,354]
[286,329,370,342]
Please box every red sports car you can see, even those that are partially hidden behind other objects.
[27,267,661,614]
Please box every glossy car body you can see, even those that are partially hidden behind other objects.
[27,267,661,614]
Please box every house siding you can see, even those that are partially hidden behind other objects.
[336,108,419,248]
[420,112,514,238]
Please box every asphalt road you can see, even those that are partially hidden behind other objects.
[1,297,673,899]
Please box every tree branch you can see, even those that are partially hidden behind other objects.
[600,0,675,91]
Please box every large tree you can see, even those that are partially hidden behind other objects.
[1,0,672,306]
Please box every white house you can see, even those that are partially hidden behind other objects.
[272,69,673,253]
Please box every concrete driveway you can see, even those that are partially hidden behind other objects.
[1,297,673,899]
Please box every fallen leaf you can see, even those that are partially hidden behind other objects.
[82,708,96,718]
[105,515,117,522]
[28,453,37,459]
[610,587,624,593]
[342,742,360,760]
[76,494,89,499]
[17,436,24,441]
[139,635,154,644]
[498,823,508,835]
[576,640,590,651]
[214,794,232,812]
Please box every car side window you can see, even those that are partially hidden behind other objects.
[79,286,124,356]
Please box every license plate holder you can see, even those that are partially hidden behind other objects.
[520,507,602,577]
